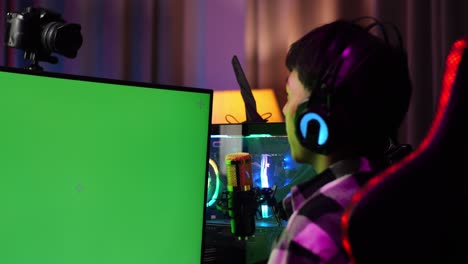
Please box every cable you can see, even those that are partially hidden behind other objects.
[224,112,272,124]
[225,114,241,124]
[261,112,272,121]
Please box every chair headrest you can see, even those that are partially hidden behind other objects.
[341,35,468,264]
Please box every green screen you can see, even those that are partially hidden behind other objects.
[0,68,212,264]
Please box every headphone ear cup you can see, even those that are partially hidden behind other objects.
[295,101,330,152]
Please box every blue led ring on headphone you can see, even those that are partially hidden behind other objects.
[299,112,329,146]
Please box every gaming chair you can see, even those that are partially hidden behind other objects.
[341,35,468,263]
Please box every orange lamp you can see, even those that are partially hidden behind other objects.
[212,88,283,124]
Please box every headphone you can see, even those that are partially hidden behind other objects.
[294,49,345,155]
[294,17,402,154]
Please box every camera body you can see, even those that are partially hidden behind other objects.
[5,6,83,66]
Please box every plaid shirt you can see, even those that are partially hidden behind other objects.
[268,158,375,264]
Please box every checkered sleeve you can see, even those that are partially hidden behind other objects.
[268,174,363,264]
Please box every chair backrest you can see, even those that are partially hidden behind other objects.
[341,35,468,264]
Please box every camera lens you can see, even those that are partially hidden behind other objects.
[41,21,83,58]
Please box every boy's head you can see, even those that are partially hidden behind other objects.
[283,18,412,164]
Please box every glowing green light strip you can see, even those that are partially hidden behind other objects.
[206,158,220,207]
[211,134,274,139]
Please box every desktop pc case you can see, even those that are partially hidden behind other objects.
[203,122,316,264]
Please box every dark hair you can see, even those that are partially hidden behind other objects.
[286,18,412,162]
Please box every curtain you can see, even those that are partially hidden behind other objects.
[246,0,468,147]
[2,0,468,147]
[1,0,246,91]
[2,0,160,81]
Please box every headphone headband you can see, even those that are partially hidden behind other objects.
[352,16,403,49]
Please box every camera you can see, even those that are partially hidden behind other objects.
[5,6,83,69]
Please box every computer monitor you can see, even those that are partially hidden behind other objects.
[0,66,212,264]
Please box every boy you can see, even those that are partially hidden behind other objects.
[268,18,412,263]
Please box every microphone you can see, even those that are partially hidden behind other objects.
[225,152,257,240]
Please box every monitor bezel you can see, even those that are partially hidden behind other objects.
[0,65,213,95]
[0,65,213,264]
